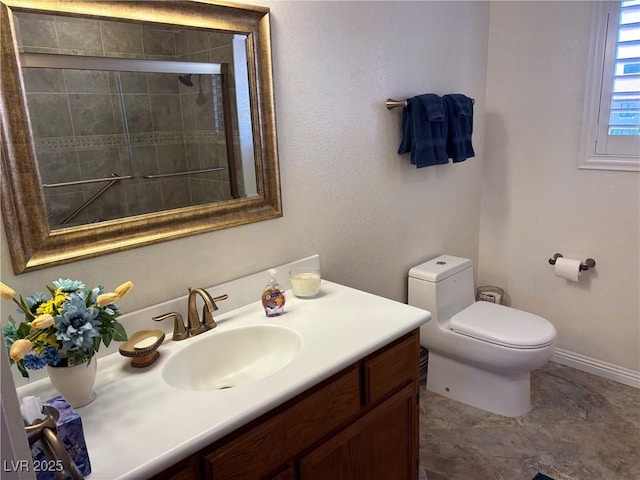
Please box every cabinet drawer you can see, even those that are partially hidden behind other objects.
[363,330,419,405]
[205,367,361,479]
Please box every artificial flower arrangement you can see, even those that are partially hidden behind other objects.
[1,278,132,378]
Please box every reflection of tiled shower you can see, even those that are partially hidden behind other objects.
[14,12,242,227]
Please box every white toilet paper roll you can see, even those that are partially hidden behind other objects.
[482,292,502,304]
[554,257,582,282]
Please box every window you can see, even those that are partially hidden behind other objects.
[580,0,640,171]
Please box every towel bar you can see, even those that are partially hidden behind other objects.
[386,98,408,109]
[548,253,596,272]
[386,97,475,110]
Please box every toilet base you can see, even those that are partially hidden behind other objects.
[426,352,532,417]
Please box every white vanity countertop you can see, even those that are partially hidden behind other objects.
[18,280,430,480]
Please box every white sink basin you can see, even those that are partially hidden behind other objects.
[162,325,303,391]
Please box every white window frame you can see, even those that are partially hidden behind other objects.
[580,1,640,171]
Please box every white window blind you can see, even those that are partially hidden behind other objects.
[581,0,640,171]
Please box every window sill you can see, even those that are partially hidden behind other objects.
[579,155,640,172]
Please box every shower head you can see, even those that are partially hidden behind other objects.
[178,74,193,87]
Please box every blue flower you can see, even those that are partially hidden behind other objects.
[52,279,85,293]
[24,292,48,315]
[22,353,46,370]
[55,293,101,351]
[43,345,60,366]
[90,286,102,302]
[2,319,17,350]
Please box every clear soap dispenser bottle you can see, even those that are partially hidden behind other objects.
[262,268,285,317]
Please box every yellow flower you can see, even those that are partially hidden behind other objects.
[114,281,134,298]
[38,333,59,348]
[96,292,119,307]
[30,314,54,329]
[53,290,67,310]
[0,282,16,300]
[9,339,33,361]
[36,300,55,316]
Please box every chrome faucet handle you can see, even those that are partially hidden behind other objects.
[152,312,188,341]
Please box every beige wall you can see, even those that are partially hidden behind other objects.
[480,1,640,371]
[1,2,488,319]
[1,1,637,386]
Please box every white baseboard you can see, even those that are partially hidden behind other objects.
[551,348,640,389]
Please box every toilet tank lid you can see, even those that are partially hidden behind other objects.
[408,255,473,282]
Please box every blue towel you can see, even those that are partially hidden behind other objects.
[398,94,448,168]
[443,94,475,162]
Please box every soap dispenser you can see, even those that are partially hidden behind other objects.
[262,268,285,317]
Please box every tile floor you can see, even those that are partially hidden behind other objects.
[419,362,640,480]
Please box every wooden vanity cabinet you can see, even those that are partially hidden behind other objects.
[150,454,201,480]
[270,466,296,480]
[153,329,420,480]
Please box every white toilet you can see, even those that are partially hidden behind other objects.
[408,254,557,416]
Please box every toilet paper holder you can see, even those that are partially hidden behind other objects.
[548,253,596,272]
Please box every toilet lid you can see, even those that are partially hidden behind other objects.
[449,302,556,349]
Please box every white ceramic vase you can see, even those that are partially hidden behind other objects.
[47,359,97,408]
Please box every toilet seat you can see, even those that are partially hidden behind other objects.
[450,302,556,349]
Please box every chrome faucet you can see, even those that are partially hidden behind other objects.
[152,290,228,341]
[187,288,228,335]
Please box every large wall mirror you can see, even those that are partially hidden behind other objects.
[1,0,281,274]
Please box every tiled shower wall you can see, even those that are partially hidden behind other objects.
[14,12,242,227]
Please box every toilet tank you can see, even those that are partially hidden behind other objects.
[408,255,475,326]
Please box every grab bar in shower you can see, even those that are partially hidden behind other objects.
[43,175,133,188]
[142,167,226,179]
[60,173,126,226]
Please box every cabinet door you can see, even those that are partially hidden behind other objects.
[299,384,418,480]
[271,465,295,480]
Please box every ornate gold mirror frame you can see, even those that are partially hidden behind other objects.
[0,0,281,274]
